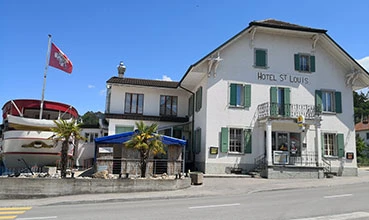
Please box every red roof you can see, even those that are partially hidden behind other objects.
[355,121,369,131]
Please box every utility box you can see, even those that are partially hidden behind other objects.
[190,172,203,185]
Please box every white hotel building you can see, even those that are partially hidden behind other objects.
[103,19,369,178]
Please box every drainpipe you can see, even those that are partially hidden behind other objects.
[179,85,196,171]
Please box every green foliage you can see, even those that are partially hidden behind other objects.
[80,111,101,128]
[356,136,368,158]
[125,121,165,177]
[51,119,84,178]
[353,91,369,123]
[358,156,369,167]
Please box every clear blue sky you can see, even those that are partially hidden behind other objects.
[1,1,369,115]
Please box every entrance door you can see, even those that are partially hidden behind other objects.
[112,144,122,174]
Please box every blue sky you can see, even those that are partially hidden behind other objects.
[1,1,369,115]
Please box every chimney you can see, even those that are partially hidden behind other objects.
[117,61,126,78]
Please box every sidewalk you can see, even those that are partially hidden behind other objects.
[1,168,369,207]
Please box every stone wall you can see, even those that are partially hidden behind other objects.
[0,178,191,199]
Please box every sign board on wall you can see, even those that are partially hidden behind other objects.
[209,147,218,155]
[99,147,113,153]
[257,72,310,85]
[346,152,354,160]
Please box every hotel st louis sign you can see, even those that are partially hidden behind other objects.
[257,72,309,85]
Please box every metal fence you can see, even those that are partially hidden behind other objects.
[288,151,317,166]
[258,102,317,120]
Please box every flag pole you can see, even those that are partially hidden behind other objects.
[40,34,52,119]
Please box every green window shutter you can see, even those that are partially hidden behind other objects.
[221,127,229,153]
[230,84,237,106]
[195,87,202,112]
[284,88,291,117]
[310,55,316,72]
[188,95,194,116]
[294,54,300,71]
[195,128,202,154]
[244,129,252,154]
[255,49,266,67]
[315,90,322,114]
[244,84,251,108]
[335,91,342,113]
[337,133,345,157]
[270,87,278,116]
[115,126,134,134]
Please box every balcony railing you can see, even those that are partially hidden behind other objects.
[258,102,319,120]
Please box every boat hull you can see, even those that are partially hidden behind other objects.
[1,130,73,169]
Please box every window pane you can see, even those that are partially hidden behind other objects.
[229,128,243,153]
[324,133,337,156]
[124,93,131,113]
[172,96,177,116]
[277,88,285,115]
[166,96,172,115]
[300,55,310,71]
[233,84,244,106]
[160,95,177,116]
[160,96,165,115]
[322,91,333,112]
[131,94,137,113]
[137,94,143,114]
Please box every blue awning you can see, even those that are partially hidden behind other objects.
[94,131,186,146]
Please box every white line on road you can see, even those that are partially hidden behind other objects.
[323,194,353,199]
[189,203,240,209]
[16,216,57,220]
[291,212,369,220]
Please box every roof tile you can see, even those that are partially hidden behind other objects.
[107,77,179,88]
[355,121,369,131]
[250,19,327,33]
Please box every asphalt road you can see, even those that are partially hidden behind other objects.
[13,182,369,220]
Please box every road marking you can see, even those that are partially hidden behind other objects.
[0,208,31,211]
[291,212,369,220]
[189,203,240,209]
[0,211,25,215]
[324,194,353,199]
[16,217,57,220]
[0,216,17,220]
[0,207,32,220]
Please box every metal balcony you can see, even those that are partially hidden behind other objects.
[257,102,319,120]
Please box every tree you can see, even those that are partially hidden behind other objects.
[51,119,84,178]
[353,91,369,123]
[356,136,367,158]
[80,111,101,128]
[125,121,165,177]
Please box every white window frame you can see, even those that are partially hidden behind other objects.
[323,133,338,157]
[321,90,335,113]
[229,128,244,153]
[124,93,144,114]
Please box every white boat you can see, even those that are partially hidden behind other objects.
[0,99,78,169]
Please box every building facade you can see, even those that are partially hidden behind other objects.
[104,19,369,178]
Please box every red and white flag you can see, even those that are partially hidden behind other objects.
[49,43,73,74]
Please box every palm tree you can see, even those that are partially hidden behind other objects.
[51,119,83,178]
[125,121,165,177]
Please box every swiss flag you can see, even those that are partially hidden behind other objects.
[49,43,73,74]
